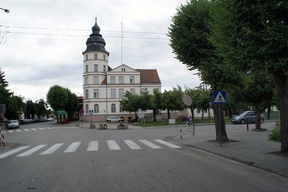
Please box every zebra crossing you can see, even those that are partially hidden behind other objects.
[2,126,77,134]
[0,139,181,159]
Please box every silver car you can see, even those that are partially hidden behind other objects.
[231,111,264,124]
[106,116,124,123]
[6,119,20,129]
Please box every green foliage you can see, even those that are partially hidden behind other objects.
[0,68,8,88]
[269,125,281,142]
[47,85,69,111]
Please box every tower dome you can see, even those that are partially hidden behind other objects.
[83,18,109,54]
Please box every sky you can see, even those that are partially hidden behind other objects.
[0,0,201,102]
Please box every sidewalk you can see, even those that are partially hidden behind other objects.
[76,121,142,130]
[173,122,288,178]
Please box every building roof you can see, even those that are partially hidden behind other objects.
[137,69,161,84]
[83,18,109,54]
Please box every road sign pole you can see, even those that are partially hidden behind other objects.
[218,104,222,147]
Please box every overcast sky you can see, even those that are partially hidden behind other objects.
[0,0,200,102]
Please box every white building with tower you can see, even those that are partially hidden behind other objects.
[82,19,161,122]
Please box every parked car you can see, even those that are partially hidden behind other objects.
[6,119,20,129]
[106,116,124,123]
[231,111,264,124]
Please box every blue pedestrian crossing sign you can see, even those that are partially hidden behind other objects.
[213,91,226,104]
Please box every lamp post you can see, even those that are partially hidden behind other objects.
[0,7,9,13]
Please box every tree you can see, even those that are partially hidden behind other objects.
[25,100,36,119]
[120,91,142,121]
[0,68,8,88]
[151,89,163,122]
[162,86,186,120]
[168,0,238,141]
[47,85,69,122]
[35,99,47,119]
[64,89,79,120]
[209,0,288,154]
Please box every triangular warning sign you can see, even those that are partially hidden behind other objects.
[214,92,226,102]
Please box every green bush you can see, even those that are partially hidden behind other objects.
[268,125,281,141]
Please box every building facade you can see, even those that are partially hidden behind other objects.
[82,19,161,122]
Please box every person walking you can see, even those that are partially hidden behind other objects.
[187,115,192,130]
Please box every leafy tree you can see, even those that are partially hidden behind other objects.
[162,86,186,119]
[35,99,47,119]
[168,0,234,141]
[64,89,79,120]
[151,89,163,122]
[209,0,288,154]
[47,85,69,122]
[25,100,36,119]
[120,91,142,121]
[0,68,8,88]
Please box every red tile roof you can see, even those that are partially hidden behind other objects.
[137,69,161,84]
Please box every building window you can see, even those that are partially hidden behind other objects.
[120,105,124,112]
[94,76,99,84]
[94,54,97,60]
[85,89,89,99]
[111,103,116,113]
[85,77,88,85]
[111,89,116,98]
[130,76,135,83]
[103,65,106,72]
[103,55,106,60]
[197,109,201,113]
[119,76,123,84]
[93,89,99,98]
[121,68,126,72]
[85,104,89,114]
[130,88,135,95]
[94,64,98,72]
[141,88,147,93]
[119,89,124,99]
[85,65,88,73]
[110,76,115,84]
[94,104,99,113]
[85,55,88,61]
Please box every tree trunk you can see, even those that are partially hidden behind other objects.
[254,108,262,129]
[273,70,288,154]
[213,104,229,141]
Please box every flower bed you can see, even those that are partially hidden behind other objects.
[117,123,128,129]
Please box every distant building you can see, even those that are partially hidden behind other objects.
[82,19,161,122]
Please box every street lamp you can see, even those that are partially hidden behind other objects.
[0,7,9,13]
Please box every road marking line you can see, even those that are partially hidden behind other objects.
[0,146,30,158]
[154,139,182,148]
[31,128,37,130]
[107,140,121,150]
[8,130,14,133]
[87,141,99,151]
[24,129,30,131]
[38,128,45,130]
[64,142,81,153]
[46,127,52,129]
[139,140,162,149]
[16,144,47,157]
[40,143,64,155]
[16,130,22,132]
[124,140,142,150]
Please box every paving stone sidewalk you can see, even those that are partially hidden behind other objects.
[173,122,288,178]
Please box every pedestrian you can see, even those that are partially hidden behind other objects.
[188,115,192,130]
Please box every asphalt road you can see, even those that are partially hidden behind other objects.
[0,121,287,192]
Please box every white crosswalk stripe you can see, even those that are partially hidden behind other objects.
[64,142,81,153]
[16,144,47,157]
[0,140,181,159]
[124,140,142,150]
[139,140,162,149]
[2,126,77,134]
[107,140,121,150]
[40,143,64,155]
[87,141,99,151]
[154,139,182,149]
[0,146,30,158]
